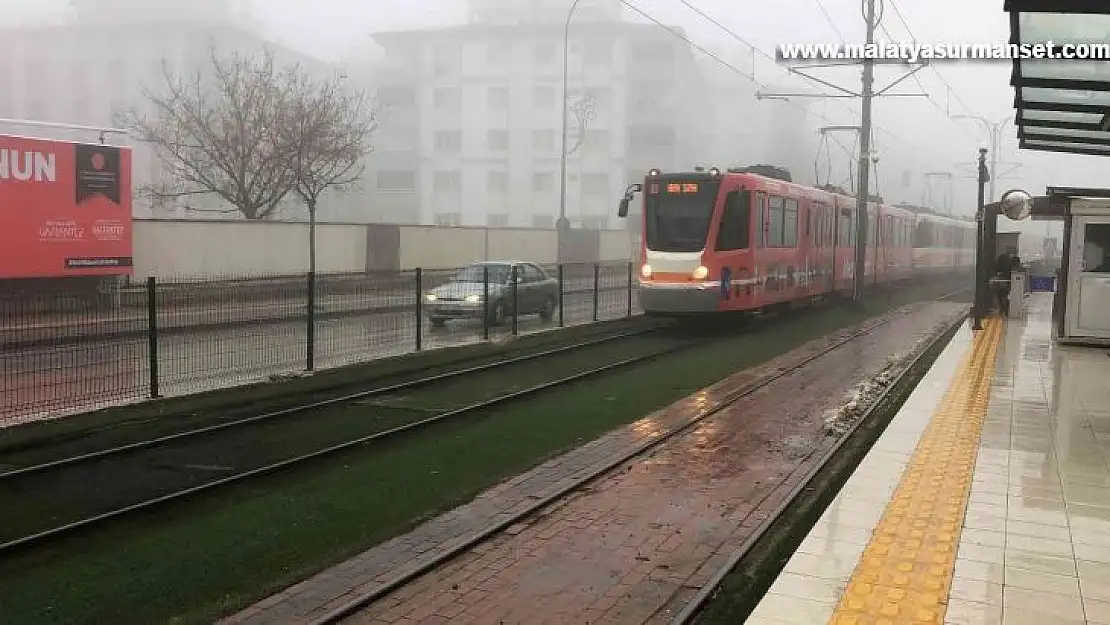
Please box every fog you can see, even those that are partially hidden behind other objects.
[0,0,1084,245]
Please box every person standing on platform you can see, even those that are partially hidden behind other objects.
[995,248,1014,317]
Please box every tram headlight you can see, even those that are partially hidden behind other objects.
[640,263,653,279]
[692,265,709,280]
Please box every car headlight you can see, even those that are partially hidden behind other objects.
[464,294,480,303]
[692,265,709,280]
[425,293,437,301]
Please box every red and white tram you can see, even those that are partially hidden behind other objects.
[616,167,975,314]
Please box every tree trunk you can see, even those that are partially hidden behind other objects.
[308,198,317,275]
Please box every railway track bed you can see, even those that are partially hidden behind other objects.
[0,327,699,552]
[0,283,968,625]
[221,298,968,625]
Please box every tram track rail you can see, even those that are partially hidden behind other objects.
[670,306,965,624]
[311,287,971,625]
[0,323,666,479]
[0,322,720,555]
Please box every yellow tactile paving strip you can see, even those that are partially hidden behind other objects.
[829,317,1003,625]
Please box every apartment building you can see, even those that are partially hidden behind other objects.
[0,0,365,221]
[369,0,712,229]
[696,46,820,186]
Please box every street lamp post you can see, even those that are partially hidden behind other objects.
[558,0,586,246]
[953,115,1012,203]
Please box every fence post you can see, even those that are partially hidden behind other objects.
[415,268,423,351]
[557,264,565,327]
[592,263,600,322]
[306,271,316,371]
[482,264,490,341]
[511,264,519,336]
[627,261,633,317]
[146,277,160,399]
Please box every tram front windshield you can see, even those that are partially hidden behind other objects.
[644,180,721,253]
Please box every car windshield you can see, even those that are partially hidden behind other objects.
[645,180,721,253]
[454,264,511,283]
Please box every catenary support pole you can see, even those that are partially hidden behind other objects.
[852,0,877,307]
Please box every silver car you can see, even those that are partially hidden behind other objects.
[424,261,560,327]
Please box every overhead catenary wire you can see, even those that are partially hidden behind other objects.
[618,2,812,116]
[810,0,978,152]
[661,0,936,161]
[813,0,848,44]
[884,0,981,120]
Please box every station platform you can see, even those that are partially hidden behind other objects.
[748,293,1110,625]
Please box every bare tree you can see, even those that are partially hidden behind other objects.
[280,69,377,274]
[117,47,296,219]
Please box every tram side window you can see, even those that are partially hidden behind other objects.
[914,222,931,248]
[783,198,798,247]
[768,196,785,247]
[812,202,826,246]
[755,194,767,247]
[838,211,853,247]
[715,190,752,251]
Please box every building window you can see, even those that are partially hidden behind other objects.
[532,85,555,109]
[488,171,509,193]
[433,87,460,110]
[428,44,455,77]
[582,215,608,230]
[582,173,609,195]
[532,129,554,152]
[532,172,554,192]
[487,129,509,150]
[377,170,416,191]
[378,85,416,108]
[488,42,508,65]
[628,125,676,149]
[631,41,674,62]
[434,212,462,226]
[432,44,459,76]
[435,130,462,151]
[534,42,556,64]
[583,130,609,153]
[532,214,555,229]
[488,87,509,110]
[584,86,609,110]
[433,170,461,192]
[487,213,510,227]
[583,40,612,65]
[630,83,663,110]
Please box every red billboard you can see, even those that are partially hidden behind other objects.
[0,134,133,279]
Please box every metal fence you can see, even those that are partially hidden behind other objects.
[0,262,640,426]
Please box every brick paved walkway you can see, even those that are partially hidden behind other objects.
[221,302,966,625]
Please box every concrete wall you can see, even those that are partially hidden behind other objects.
[599,230,636,262]
[131,219,635,280]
